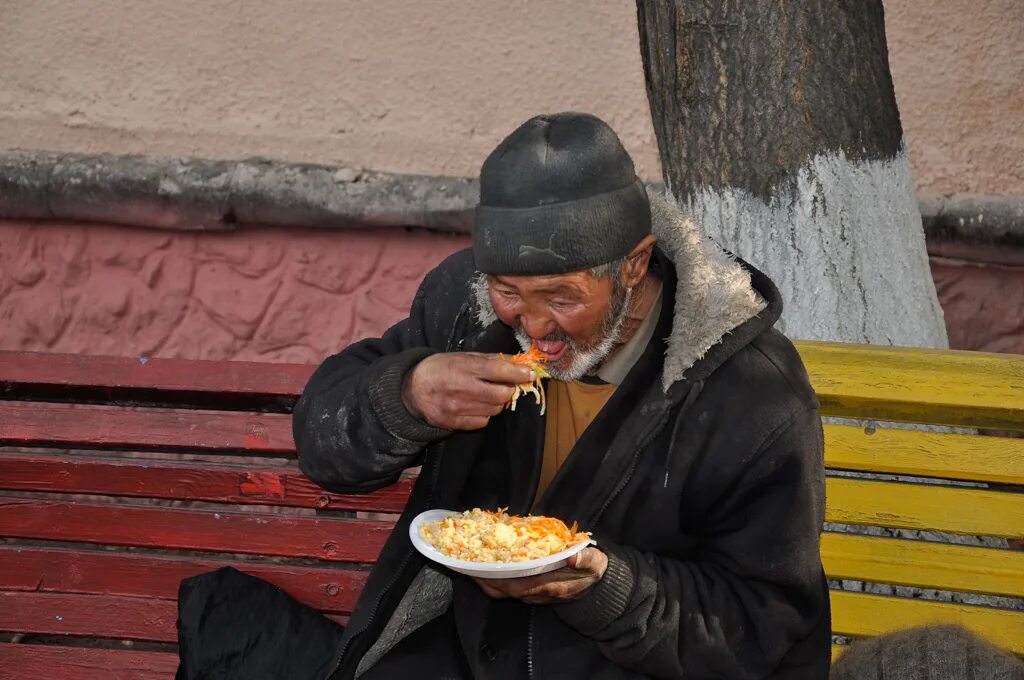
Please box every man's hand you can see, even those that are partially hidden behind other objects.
[403,352,535,431]
[474,547,608,605]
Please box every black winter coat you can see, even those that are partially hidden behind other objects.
[292,201,831,680]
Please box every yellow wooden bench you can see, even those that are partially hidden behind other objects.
[0,341,1021,675]
[797,341,1024,659]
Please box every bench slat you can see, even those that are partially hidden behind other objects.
[7,591,1020,657]
[7,343,1023,428]
[8,539,1015,641]
[830,590,1024,655]
[0,401,295,453]
[821,533,1024,598]
[0,498,390,562]
[0,349,307,398]
[0,591,179,642]
[824,424,1024,485]
[0,546,366,614]
[0,453,412,513]
[0,591,346,642]
[825,477,1024,539]
[0,589,348,643]
[0,643,178,680]
[4,344,1022,430]
[797,341,1024,430]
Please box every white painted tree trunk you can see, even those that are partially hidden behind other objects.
[636,0,949,349]
[674,143,949,347]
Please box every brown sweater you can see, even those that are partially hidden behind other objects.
[533,380,617,508]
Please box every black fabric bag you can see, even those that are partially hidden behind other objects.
[175,567,345,680]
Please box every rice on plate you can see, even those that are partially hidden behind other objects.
[419,508,591,563]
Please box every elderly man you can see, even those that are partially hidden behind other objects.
[292,112,831,679]
[176,112,830,679]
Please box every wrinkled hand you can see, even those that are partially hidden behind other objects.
[474,547,608,605]
[403,352,534,431]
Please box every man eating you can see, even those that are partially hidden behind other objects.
[176,112,831,679]
[293,111,831,679]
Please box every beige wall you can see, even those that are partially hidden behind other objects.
[1,0,1021,194]
[886,0,1023,194]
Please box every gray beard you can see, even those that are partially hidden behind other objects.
[515,286,633,381]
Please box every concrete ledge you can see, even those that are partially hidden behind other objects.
[919,194,1024,247]
[1,150,1022,245]
[0,149,478,234]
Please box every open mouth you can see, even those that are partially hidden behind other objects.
[535,339,568,363]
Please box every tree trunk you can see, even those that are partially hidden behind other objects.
[636,0,948,347]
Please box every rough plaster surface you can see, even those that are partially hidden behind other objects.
[0,220,468,362]
[0,1,658,178]
[1,221,1019,361]
[0,1,1020,195]
[680,146,949,347]
[885,0,1024,195]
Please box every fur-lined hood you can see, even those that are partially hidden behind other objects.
[473,193,773,391]
[650,194,769,389]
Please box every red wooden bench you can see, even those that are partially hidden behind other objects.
[0,351,414,677]
[1,346,1022,676]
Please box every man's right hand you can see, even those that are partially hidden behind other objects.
[402,352,535,431]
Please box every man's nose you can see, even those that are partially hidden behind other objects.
[519,314,556,340]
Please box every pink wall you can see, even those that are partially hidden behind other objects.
[929,246,1024,355]
[2,221,1021,361]
[0,220,468,363]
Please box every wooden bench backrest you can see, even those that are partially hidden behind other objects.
[0,352,383,675]
[1,341,1022,676]
[799,342,1024,658]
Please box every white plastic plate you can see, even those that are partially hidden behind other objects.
[409,509,596,579]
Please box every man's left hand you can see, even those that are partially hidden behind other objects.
[474,547,608,605]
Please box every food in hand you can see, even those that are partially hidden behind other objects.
[419,508,591,563]
[503,343,551,415]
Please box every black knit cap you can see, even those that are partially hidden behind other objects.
[474,112,651,276]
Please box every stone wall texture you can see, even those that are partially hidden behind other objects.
[0,220,468,363]
[2,221,1021,362]
[1,0,1021,195]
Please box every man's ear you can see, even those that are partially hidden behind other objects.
[621,234,658,290]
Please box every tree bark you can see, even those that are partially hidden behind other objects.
[637,0,948,347]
